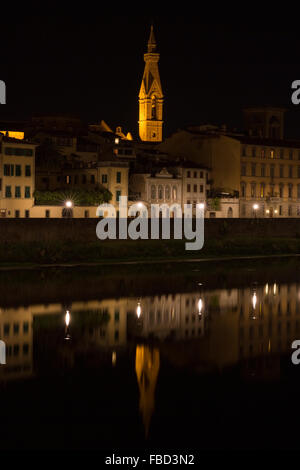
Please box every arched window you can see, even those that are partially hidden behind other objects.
[227,207,233,218]
[151,95,156,120]
[165,185,171,200]
[151,184,156,200]
[241,182,246,198]
[172,186,177,201]
[158,185,163,200]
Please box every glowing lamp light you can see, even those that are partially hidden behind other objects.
[265,283,269,295]
[252,292,257,310]
[115,137,120,144]
[137,202,143,209]
[65,310,71,327]
[198,298,203,315]
[136,302,142,318]
[273,283,277,295]
[65,200,73,208]
[197,203,205,210]
[253,204,259,210]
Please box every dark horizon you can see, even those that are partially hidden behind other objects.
[0,15,300,139]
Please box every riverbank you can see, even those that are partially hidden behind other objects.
[0,235,300,266]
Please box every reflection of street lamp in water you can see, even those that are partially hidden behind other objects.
[136,302,142,319]
[198,298,203,316]
[65,310,71,340]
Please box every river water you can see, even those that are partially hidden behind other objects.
[0,258,300,451]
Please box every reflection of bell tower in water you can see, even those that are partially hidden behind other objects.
[135,345,160,438]
[138,25,164,142]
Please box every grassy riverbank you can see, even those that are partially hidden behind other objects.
[1,236,300,265]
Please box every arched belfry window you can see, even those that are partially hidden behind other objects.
[151,95,157,120]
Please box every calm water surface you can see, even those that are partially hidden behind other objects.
[1,259,300,451]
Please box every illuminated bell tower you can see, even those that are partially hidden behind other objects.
[139,25,164,142]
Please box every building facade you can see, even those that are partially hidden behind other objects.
[0,135,36,218]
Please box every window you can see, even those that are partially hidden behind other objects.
[3,164,10,176]
[25,165,31,177]
[187,184,191,193]
[289,165,293,178]
[297,184,300,200]
[289,205,293,216]
[25,186,31,198]
[5,186,11,198]
[165,185,171,200]
[200,185,203,193]
[270,149,275,159]
[252,147,256,157]
[279,185,284,198]
[114,310,120,322]
[289,150,294,160]
[84,210,89,218]
[15,186,21,198]
[200,171,203,178]
[172,186,177,200]
[251,163,256,177]
[116,171,121,183]
[5,147,33,156]
[158,185,163,199]
[280,149,284,159]
[4,164,14,176]
[279,205,283,216]
[261,164,265,177]
[116,190,121,202]
[280,165,284,178]
[193,171,197,178]
[151,185,156,199]
[82,175,87,184]
[25,210,30,218]
[23,322,29,333]
[74,175,78,184]
[45,210,50,218]
[270,164,275,178]
[193,184,197,193]
[15,210,20,218]
[289,184,293,198]
[187,171,191,178]
[261,148,266,158]
[251,183,256,198]
[102,174,108,183]
[15,164,21,176]
[260,183,265,198]
[91,174,95,184]
[241,182,246,198]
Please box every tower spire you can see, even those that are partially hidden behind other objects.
[147,24,156,53]
[138,24,164,142]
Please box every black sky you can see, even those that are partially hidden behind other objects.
[1,14,300,139]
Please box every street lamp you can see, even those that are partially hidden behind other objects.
[253,204,259,218]
[65,200,73,208]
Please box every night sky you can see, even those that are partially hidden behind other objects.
[1,14,300,139]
